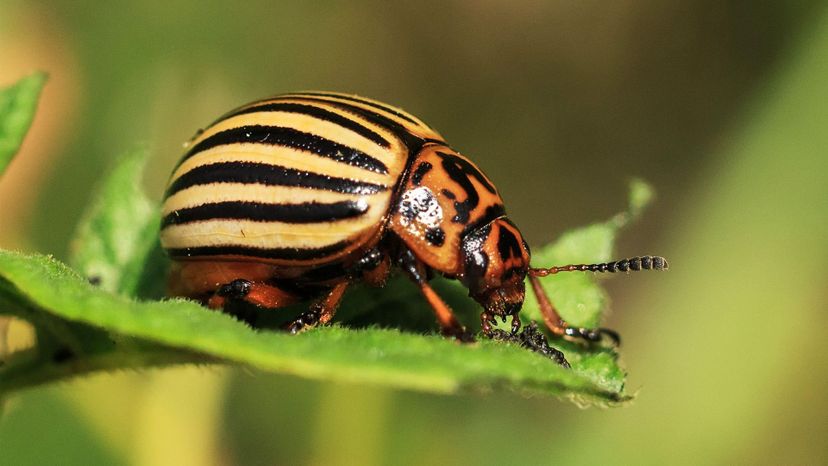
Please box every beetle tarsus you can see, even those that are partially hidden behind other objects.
[510,314,521,335]
[480,312,494,334]
[487,322,570,368]
[564,326,621,346]
[441,325,476,343]
[519,323,571,368]
[285,306,322,334]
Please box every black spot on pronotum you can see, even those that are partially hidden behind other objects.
[411,161,432,186]
[453,200,472,224]
[435,151,496,224]
[425,227,446,246]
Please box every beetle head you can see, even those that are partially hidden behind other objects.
[460,217,531,318]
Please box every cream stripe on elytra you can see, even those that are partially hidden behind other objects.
[235,97,409,153]
[169,144,395,187]
[162,183,374,216]
[285,92,430,127]
[276,93,436,138]
[188,110,395,164]
[161,214,381,249]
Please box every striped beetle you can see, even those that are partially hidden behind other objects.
[161,92,667,363]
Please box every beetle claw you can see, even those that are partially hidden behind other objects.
[510,314,521,335]
[285,306,322,334]
[442,326,476,343]
[488,323,570,368]
[564,326,621,346]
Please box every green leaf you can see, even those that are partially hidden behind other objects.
[69,147,168,298]
[0,247,629,405]
[0,72,47,177]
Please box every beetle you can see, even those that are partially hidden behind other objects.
[160,92,667,363]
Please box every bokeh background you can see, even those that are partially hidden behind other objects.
[2,1,827,464]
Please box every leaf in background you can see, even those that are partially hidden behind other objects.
[523,179,655,328]
[0,250,628,405]
[0,72,47,177]
[68,147,167,298]
[0,72,46,390]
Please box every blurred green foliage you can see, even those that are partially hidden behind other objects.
[0,72,45,175]
[1,1,828,465]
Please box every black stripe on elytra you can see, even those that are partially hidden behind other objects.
[166,241,351,261]
[285,96,426,151]
[295,92,423,126]
[219,102,391,149]
[179,125,388,174]
[165,162,388,198]
[161,200,368,228]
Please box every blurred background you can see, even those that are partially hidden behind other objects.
[1,1,827,464]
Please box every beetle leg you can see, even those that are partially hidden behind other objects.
[527,274,620,345]
[399,250,474,342]
[480,311,495,334]
[360,254,391,288]
[207,279,301,327]
[419,282,475,342]
[208,279,300,309]
[286,282,349,334]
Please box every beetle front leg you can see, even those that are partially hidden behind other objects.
[399,250,474,342]
[527,274,620,345]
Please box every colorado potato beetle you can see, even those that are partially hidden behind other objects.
[160,92,667,364]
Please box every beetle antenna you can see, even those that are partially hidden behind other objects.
[529,255,668,277]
